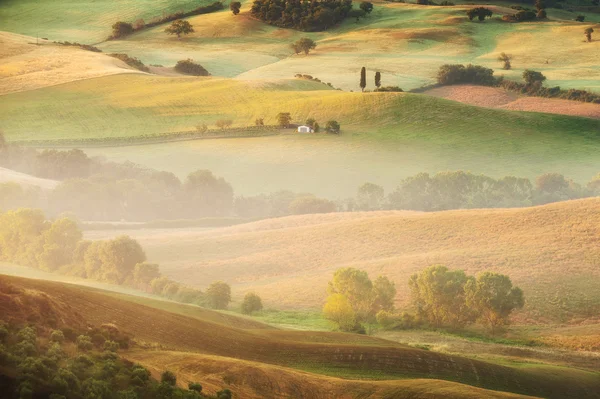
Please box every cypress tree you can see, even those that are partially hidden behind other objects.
[374,71,381,88]
[360,67,366,92]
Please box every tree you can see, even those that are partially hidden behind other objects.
[585,27,594,42]
[497,52,512,70]
[522,70,546,86]
[374,71,381,88]
[165,20,194,38]
[465,272,524,333]
[408,265,476,329]
[371,276,396,314]
[76,335,93,352]
[205,281,231,309]
[576,15,585,22]
[277,112,292,127]
[112,22,134,38]
[537,9,547,19]
[184,169,234,217]
[325,120,341,134]
[230,1,241,15]
[535,172,569,194]
[328,268,373,322]
[241,292,263,314]
[174,59,210,76]
[357,182,384,210]
[289,196,336,214]
[348,9,366,22]
[188,383,203,393]
[360,66,366,91]
[360,1,374,14]
[292,37,317,55]
[305,118,316,128]
[161,370,177,386]
[323,293,356,331]
[535,0,546,18]
[466,7,493,21]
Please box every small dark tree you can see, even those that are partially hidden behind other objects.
[585,27,594,42]
[277,112,292,127]
[466,7,493,21]
[112,22,134,38]
[360,1,374,14]
[374,71,381,88]
[165,20,194,38]
[161,371,177,386]
[292,37,317,55]
[523,70,546,85]
[217,389,232,399]
[230,2,241,15]
[325,120,341,134]
[360,66,366,91]
[188,383,203,393]
[497,52,512,70]
[241,292,263,314]
[576,15,585,22]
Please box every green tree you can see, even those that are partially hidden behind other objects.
[188,382,203,393]
[408,265,476,329]
[76,335,93,352]
[205,281,231,309]
[466,7,493,21]
[292,37,317,55]
[277,112,292,127]
[325,120,341,134]
[112,22,134,38]
[374,71,381,88]
[497,52,512,70]
[465,272,524,333]
[230,1,242,15]
[50,330,65,343]
[323,293,356,331]
[165,20,194,38]
[585,27,594,42]
[522,69,546,86]
[161,370,177,386]
[241,292,263,314]
[360,66,366,91]
[360,1,374,14]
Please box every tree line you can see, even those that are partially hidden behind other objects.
[0,321,232,399]
[0,209,235,310]
[323,266,524,334]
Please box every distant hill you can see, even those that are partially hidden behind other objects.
[91,198,600,324]
[0,166,58,189]
[3,275,599,399]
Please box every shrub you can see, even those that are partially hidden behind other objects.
[575,15,585,22]
[291,37,317,55]
[523,69,546,85]
[514,10,537,21]
[50,330,65,343]
[230,1,242,15]
[437,64,496,86]
[103,340,119,352]
[174,59,210,76]
[112,22,134,38]
[374,86,403,92]
[325,120,341,134]
[241,293,263,314]
[188,382,203,392]
[109,53,149,72]
[466,7,493,21]
[161,370,177,386]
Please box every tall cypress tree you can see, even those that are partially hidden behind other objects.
[360,67,366,92]
[374,71,381,88]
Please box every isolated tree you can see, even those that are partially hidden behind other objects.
[230,1,242,15]
[374,71,381,88]
[325,120,341,134]
[276,112,292,127]
[465,272,524,333]
[497,52,512,70]
[522,69,546,86]
[360,67,366,91]
[409,265,476,329]
[205,281,231,309]
[241,292,263,314]
[165,20,194,38]
[360,1,374,14]
[323,293,356,331]
[112,22,134,38]
[357,182,384,210]
[349,9,366,22]
[292,37,317,55]
[585,27,594,42]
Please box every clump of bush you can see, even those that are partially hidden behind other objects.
[54,41,102,52]
[502,10,537,22]
[374,86,404,92]
[436,64,496,86]
[109,53,150,72]
[174,59,210,76]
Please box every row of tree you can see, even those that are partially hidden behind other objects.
[0,209,237,310]
[323,266,524,334]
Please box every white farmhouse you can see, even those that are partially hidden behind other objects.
[297,125,314,133]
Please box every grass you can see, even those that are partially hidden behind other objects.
[84,198,600,324]
[3,275,599,399]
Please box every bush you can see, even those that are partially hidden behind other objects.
[325,120,341,134]
[437,64,496,86]
[112,22,134,38]
[76,335,93,352]
[174,59,210,76]
[109,54,149,72]
[514,10,537,21]
[374,86,403,92]
[103,340,120,352]
[466,7,493,21]
[241,293,263,314]
[161,370,177,386]
[188,382,203,392]
[50,330,65,343]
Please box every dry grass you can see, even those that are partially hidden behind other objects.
[425,84,600,119]
[85,198,600,324]
[0,32,141,95]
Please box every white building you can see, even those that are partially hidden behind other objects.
[297,125,314,133]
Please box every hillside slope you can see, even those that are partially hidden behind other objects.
[87,198,600,323]
[0,167,58,189]
[3,275,598,399]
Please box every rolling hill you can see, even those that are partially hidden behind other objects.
[2,274,599,398]
[86,198,600,324]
